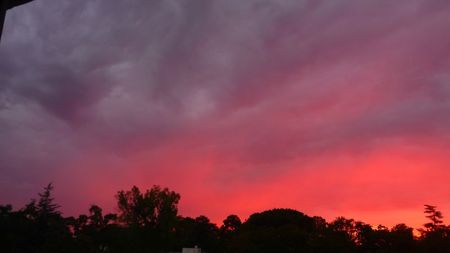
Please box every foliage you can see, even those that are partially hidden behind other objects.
[1,185,450,253]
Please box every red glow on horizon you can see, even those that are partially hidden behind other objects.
[41,136,450,233]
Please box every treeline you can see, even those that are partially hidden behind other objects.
[1,184,450,253]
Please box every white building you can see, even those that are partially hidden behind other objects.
[182,246,201,253]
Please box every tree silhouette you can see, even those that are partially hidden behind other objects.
[221,214,242,234]
[37,183,61,217]
[418,205,450,253]
[423,204,444,232]
[390,223,416,253]
[229,209,316,253]
[3,185,450,253]
[14,183,73,253]
[115,185,180,252]
[116,185,180,229]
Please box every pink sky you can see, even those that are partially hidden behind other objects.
[1,0,450,230]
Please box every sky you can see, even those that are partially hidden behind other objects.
[1,0,450,229]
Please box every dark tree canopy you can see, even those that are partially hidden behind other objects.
[1,186,450,253]
[116,185,180,229]
[221,214,242,233]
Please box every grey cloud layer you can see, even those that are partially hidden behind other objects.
[1,0,450,207]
